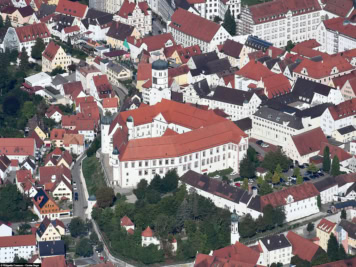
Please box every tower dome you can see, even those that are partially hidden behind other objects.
[231,210,239,222]
[152,59,169,70]
[127,116,134,123]
[113,146,120,155]
[101,115,113,125]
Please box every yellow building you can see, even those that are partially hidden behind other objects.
[316,218,337,251]
[36,216,66,242]
[106,21,140,50]
[34,126,46,141]
[42,41,71,73]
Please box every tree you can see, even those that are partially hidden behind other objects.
[95,187,115,208]
[285,40,295,52]
[272,172,280,184]
[242,178,248,190]
[259,181,273,196]
[338,244,347,260]
[13,255,27,263]
[331,155,340,176]
[21,101,36,120]
[307,222,314,235]
[317,195,321,209]
[19,47,29,72]
[327,233,340,262]
[0,16,3,28]
[75,237,93,257]
[50,66,65,76]
[275,164,282,175]
[323,146,331,172]
[239,156,256,178]
[291,255,311,267]
[307,163,318,173]
[270,263,283,267]
[5,15,11,27]
[340,209,347,220]
[153,214,175,239]
[133,179,148,200]
[89,231,99,245]
[297,174,303,185]
[31,38,45,59]
[69,217,86,237]
[96,241,103,253]
[262,149,291,172]
[257,176,263,185]
[239,214,256,238]
[161,169,179,193]
[148,174,162,192]
[18,223,32,235]
[146,189,161,204]
[222,175,230,184]
[222,8,236,36]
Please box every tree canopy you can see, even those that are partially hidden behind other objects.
[75,238,93,257]
[222,8,236,36]
[330,155,340,176]
[31,38,46,60]
[69,217,87,237]
[261,149,291,172]
[95,187,115,208]
[323,146,331,172]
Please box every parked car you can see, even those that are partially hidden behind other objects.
[319,172,324,176]
[291,180,296,184]
[74,192,78,201]
[213,175,220,179]
[327,210,333,214]
[256,140,263,145]
[306,170,312,175]
[230,171,237,176]
[235,183,241,187]
[299,165,305,169]
[303,177,310,181]
[261,143,269,148]
[73,181,76,186]
[289,165,294,169]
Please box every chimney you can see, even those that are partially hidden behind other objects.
[51,175,56,183]
[267,239,270,244]
[268,48,272,58]
[248,183,252,194]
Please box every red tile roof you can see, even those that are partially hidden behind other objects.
[236,60,274,81]
[291,128,328,156]
[121,216,134,227]
[63,25,80,34]
[63,134,84,146]
[314,258,356,267]
[16,169,32,183]
[316,218,336,234]
[103,98,118,108]
[42,41,60,61]
[46,105,62,118]
[332,70,356,89]
[261,183,319,209]
[176,45,202,64]
[42,255,67,267]
[137,63,152,81]
[262,73,291,98]
[50,129,66,140]
[248,0,321,24]
[39,165,71,185]
[323,0,354,18]
[286,231,320,262]
[0,138,35,156]
[327,99,356,121]
[15,23,50,43]
[55,0,87,18]
[318,143,352,162]
[324,17,356,39]
[92,75,113,99]
[294,55,353,79]
[127,33,176,52]
[169,8,222,43]
[117,0,150,19]
[75,96,95,107]
[63,81,83,96]
[141,226,154,237]
[0,235,36,247]
[168,65,189,78]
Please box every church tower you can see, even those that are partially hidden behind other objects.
[231,210,240,244]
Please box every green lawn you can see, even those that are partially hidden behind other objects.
[82,156,107,196]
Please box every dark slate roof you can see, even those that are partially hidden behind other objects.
[106,21,134,41]
[234,118,252,132]
[313,177,337,192]
[265,57,281,70]
[292,78,335,101]
[38,240,65,257]
[36,216,51,238]
[171,91,183,103]
[287,61,301,73]
[346,182,356,195]
[180,170,258,210]
[254,106,304,130]
[247,195,261,212]
[295,103,334,119]
[245,35,272,51]
[0,27,9,43]
[205,86,254,106]
[257,55,272,64]
[18,5,34,17]
[85,8,110,19]
[333,200,356,209]
[20,157,36,169]
[52,75,68,86]
[260,234,291,251]
[192,79,211,97]
[33,189,49,209]
[337,125,356,135]
[36,4,56,20]
[339,220,356,240]
[82,9,113,28]
[191,51,219,69]
[174,0,191,10]
[190,58,231,77]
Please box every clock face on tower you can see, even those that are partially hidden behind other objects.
[3,28,20,51]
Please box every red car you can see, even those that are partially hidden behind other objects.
[99,256,104,261]
[235,183,241,187]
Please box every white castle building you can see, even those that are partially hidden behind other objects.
[101,99,248,188]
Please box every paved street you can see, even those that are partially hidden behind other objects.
[152,15,165,36]
[72,154,88,219]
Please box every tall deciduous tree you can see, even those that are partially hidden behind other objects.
[222,8,236,36]
[242,178,248,190]
[327,233,340,262]
[95,187,115,208]
[239,156,256,178]
[75,238,93,257]
[19,47,29,72]
[5,15,11,27]
[69,217,86,237]
[259,181,273,196]
[323,146,331,172]
[31,38,45,59]
[331,155,340,176]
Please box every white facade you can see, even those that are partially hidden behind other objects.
[25,72,52,88]
[321,108,354,136]
[52,180,72,201]
[168,22,231,53]
[142,235,160,248]
[259,238,292,266]
[283,195,320,222]
[239,8,321,47]
[0,225,12,237]
[319,184,338,204]
[48,111,62,123]
[0,239,36,263]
